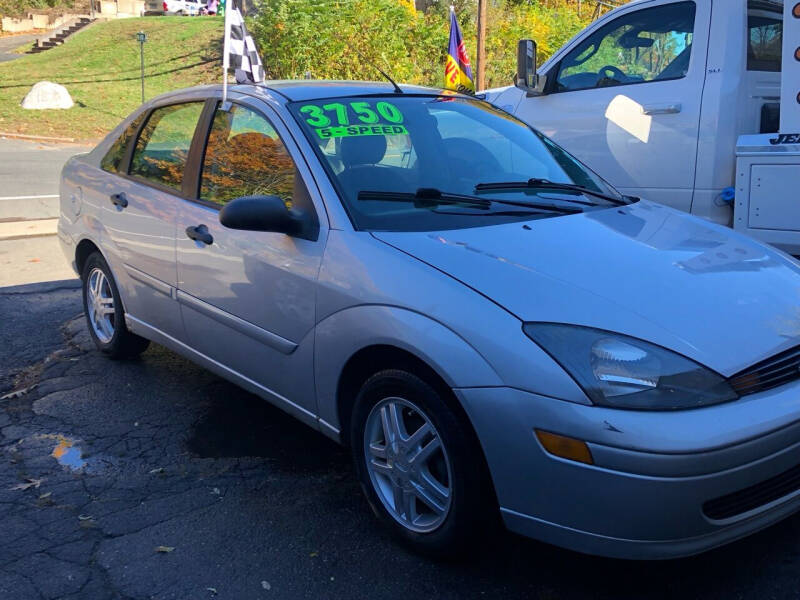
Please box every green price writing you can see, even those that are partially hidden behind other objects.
[299,101,404,129]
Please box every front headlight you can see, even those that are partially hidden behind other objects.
[523,323,737,410]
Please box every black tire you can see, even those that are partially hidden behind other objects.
[350,369,495,557]
[81,252,150,359]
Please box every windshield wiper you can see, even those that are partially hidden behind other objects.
[474,178,628,206]
[357,188,582,214]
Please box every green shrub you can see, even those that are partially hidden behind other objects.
[0,0,89,18]
[252,0,593,90]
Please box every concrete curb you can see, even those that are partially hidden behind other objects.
[0,218,58,241]
[0,131,76,143]
[0,278,80,294]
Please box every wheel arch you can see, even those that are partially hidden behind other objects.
[73,235,131,317]
[75,237,101,276]
[336,344,460,447]
[334,342,502,517]
[314,305,503,443]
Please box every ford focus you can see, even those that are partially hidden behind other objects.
[58,81,800,559]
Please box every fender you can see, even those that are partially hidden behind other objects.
[61,158,136,309]
[313,304,504,434]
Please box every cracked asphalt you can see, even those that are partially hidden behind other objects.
[4,283,800,600]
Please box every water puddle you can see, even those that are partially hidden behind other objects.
[51,436,86,470]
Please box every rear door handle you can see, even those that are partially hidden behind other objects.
[110,192,128,208]
[185,224,213,245]
[642,103,682,116]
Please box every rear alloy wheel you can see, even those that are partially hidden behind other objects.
[86,267,115,344]
[81,252,150,359]
[351,369,494,556]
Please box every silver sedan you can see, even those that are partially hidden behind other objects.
[58,81,800,559]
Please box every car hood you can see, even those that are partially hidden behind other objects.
[372,201,800,376]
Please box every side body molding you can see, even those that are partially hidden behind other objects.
[313,305,504,435]
[176,290,298,355]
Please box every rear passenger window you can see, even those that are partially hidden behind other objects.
[130,102,204,192]
[100,114,144,174]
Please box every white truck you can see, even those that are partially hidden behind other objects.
[486,0,800,254]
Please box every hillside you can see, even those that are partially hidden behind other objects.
[0,16,223,141]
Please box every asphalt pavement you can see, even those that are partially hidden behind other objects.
[0,138,90,288]
[0,139,92,222]
[3,284,800,599]
[0,34,36,63]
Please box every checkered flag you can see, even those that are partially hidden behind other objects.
[223,0,264,85]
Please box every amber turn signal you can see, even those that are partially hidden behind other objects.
[535,430,594,465]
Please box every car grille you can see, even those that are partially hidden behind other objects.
[728,345,800,396]
[703,461,800,521]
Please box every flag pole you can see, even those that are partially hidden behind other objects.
[476,0,487,91]
[222,0,232,104]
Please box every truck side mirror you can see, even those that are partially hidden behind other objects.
[515,39,544,96]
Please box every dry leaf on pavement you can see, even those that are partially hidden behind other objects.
[10,478,44,491]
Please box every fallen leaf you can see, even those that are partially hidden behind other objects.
[0,384,36,400]
[39,492,52,499]
[10,478,44,491]
[206,588,217,595]
[155,546,175,553]
[261,581,271,590]
[211,488,220,495]
[78,514,93,521]
[27,258,41,263]
[148,467,165,474]
[310,551,318,557]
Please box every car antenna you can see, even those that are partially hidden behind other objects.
[350,46,403,94]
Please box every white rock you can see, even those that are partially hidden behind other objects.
[21,81,74,110]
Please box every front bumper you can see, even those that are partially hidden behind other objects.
[456,382,800,559]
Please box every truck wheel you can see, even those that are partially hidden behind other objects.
[351,369,494,556]
[81,252,150,359]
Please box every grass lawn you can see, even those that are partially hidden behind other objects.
[0,16,223,142]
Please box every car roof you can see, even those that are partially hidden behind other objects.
[149,81,475,106]
[261,80,468,102]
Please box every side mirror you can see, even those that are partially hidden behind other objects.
[219,195,319,241]
[515,39,545,96]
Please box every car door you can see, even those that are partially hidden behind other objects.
[176,97,326,423]
[98,100,206,340]
[516,0,709,212]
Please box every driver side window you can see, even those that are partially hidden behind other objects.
[555,1,696,93]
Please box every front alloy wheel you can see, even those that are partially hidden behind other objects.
[351,369,496,556]
[364,397,453,533]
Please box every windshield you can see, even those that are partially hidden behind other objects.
[289,94,624,232]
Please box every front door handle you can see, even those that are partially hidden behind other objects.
[185,224,213,245]
[641,103,682,116]
[110,192,128,208]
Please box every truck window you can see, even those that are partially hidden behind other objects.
[747,1,782,72]
[554,1,696,93]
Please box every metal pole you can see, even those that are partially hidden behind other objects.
[476,0,487,91]
[222,0,231,104]
[137,31,146,103]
